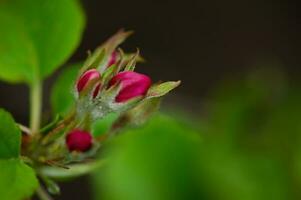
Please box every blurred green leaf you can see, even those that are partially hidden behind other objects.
[0,109,21,159]
[198,142,292,200]
[122,98,161,126]
[51,64,81,115]
[92,113,119,137]
[0,108,37,200]
[205,67,289,147]
[201,68,298,199]
[0,0,85,83]
[41,175,61,195]
[39,160,105,181]
[0,159,38,200]
[91,114,205,200]
[0,10,36,83]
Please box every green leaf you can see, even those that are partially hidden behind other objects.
[0,109,21,159]
[0,159,39,200]
[92,113,119,137]
[91,114,205,200]
[198,143,291,200]
[0,0,85,83]
[39,160,105,181]
[51,64,81,115]
[146,81,181,99]
[0,10,36,83]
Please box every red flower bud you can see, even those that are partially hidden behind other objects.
[109,71,152,102]
[92,82,101,98]
[66,129,93,152]
[77,69,101,93]
[107,51,118,68]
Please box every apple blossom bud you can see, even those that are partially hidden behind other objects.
[107,51,118,68]
[76,69,101,93]
[109,71,152,102]
[92,82,101,98]
[66,129,93,152]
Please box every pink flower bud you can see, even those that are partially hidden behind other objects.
[66,129,93,152]
[109,71,152,102]
[107,51,118,68]
[76,69,101,93]
[92,82,101,98]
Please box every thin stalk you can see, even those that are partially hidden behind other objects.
[36,186,53,200]
[17,123,32,135]
[30,79,42,134]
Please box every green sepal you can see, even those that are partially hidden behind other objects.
[146,81,181,99]
[81,48,105,73]
[82,30,132,73]
[40,115,63,135]
[119,98,162,127]
[124,49,140,71]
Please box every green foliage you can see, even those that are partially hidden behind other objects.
[92,113,119,137]
[198,143,292,200]
[90,68,301,200]
[0,109,21,159]
[0,0,85,84]
[51,64,81,115]
[39,160,105,181]
[90,111,292,200]
[0,159,38,200]
[91,114,205,200]
[198,69,300,200]
[0,109,38,200]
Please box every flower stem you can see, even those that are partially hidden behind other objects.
[36,186,53,200]
[17,123,32,135]
[30,79,42,134]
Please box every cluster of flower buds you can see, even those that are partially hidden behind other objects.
[76,66,152,103]
[66,30,180,152]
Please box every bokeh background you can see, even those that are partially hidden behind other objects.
[0,0,301,199]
